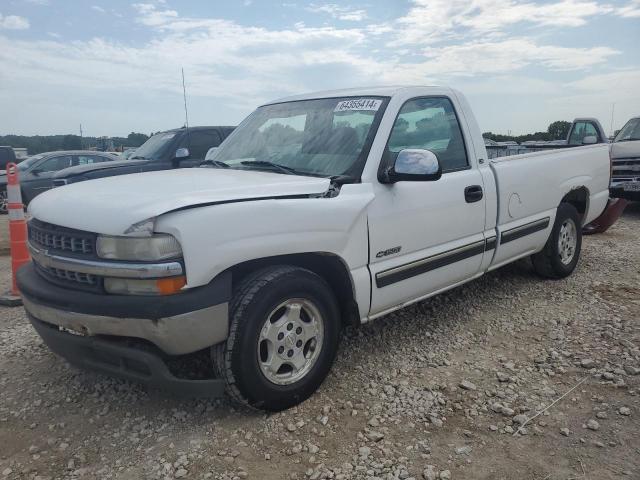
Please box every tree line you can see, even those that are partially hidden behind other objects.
[2,120,574,156]
[483,120,571,143]
[0,132,150,155]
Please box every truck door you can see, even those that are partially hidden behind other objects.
[367,96,487,316]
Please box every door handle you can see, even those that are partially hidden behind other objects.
[464,185,483,203]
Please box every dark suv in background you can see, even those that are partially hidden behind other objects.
[52,126,234,187]
[0,146,18,170]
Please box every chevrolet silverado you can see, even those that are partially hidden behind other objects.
[18,86,610,410]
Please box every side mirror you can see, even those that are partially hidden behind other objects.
[31,169,42,176]
[380,149,442,184]
[582,135,597,145]
[175,147,190,159]
[205,147,218,161]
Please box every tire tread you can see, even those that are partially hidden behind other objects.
[212,265,314,409]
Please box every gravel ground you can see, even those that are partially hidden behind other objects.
[1,206,639,480]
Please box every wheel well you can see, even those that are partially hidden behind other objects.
[561,187,588,221]
[228,253,360,328]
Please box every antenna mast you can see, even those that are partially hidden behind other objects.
[181,68,189,129]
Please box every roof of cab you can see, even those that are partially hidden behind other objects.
[264,85,447,106]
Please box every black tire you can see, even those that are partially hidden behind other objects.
[531,203,582,279]
[212,265,340,411]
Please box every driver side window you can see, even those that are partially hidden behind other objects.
[37,155,72,173]
[387,97,468,172]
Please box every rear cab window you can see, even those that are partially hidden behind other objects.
[568,121,600,145]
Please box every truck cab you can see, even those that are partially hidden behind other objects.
[52,126,235,187]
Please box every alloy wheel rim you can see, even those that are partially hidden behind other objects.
[257,298,324,386]
[558,219,577,265]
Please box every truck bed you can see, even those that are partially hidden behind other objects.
[487,144,610,268]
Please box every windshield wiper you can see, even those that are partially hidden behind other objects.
[200,159,230,168]
[240,160,300,175]
[130,155,149,160]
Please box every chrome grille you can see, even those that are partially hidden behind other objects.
[41,265,98,285]
[612,157,640,179]
[28,220,95,255]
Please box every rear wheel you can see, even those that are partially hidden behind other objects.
[531,203,582,279]
[0,191,7,214]
[212,265,340,411]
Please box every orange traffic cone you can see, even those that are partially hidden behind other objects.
[0,162,30,306]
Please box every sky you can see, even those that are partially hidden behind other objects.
[0,0,639,137]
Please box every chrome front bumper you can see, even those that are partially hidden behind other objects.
[23,296,228,355]
[18,259,232,356]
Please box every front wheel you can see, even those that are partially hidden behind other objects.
[531,203,582,279]
[212,265,340,411]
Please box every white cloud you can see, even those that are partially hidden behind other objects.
[307,3,368,21]
[0,13,30,30]
[132,3,179,26]
[23,0,49,5]
[566,69,640,92]
[395,0,613,45]
[91,6,106,14]
[616,0,640,17]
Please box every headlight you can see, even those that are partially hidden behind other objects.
[96,234,182,261]
[104,276,186,295]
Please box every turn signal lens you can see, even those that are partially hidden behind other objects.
[156,276,187,295]
[104,276,186,295]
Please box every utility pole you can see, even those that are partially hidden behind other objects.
[79,124,83,149]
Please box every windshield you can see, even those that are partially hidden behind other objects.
[131,132,177,160]
[210,96,388,178]
[614,118,640,142]
[17,153,47,171]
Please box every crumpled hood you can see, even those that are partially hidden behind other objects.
[29,168,330,235]
[610,140,640,159]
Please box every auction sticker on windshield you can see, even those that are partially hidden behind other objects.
[334,99,382,112]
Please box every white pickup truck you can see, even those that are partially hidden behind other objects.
[18,86,610,411]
